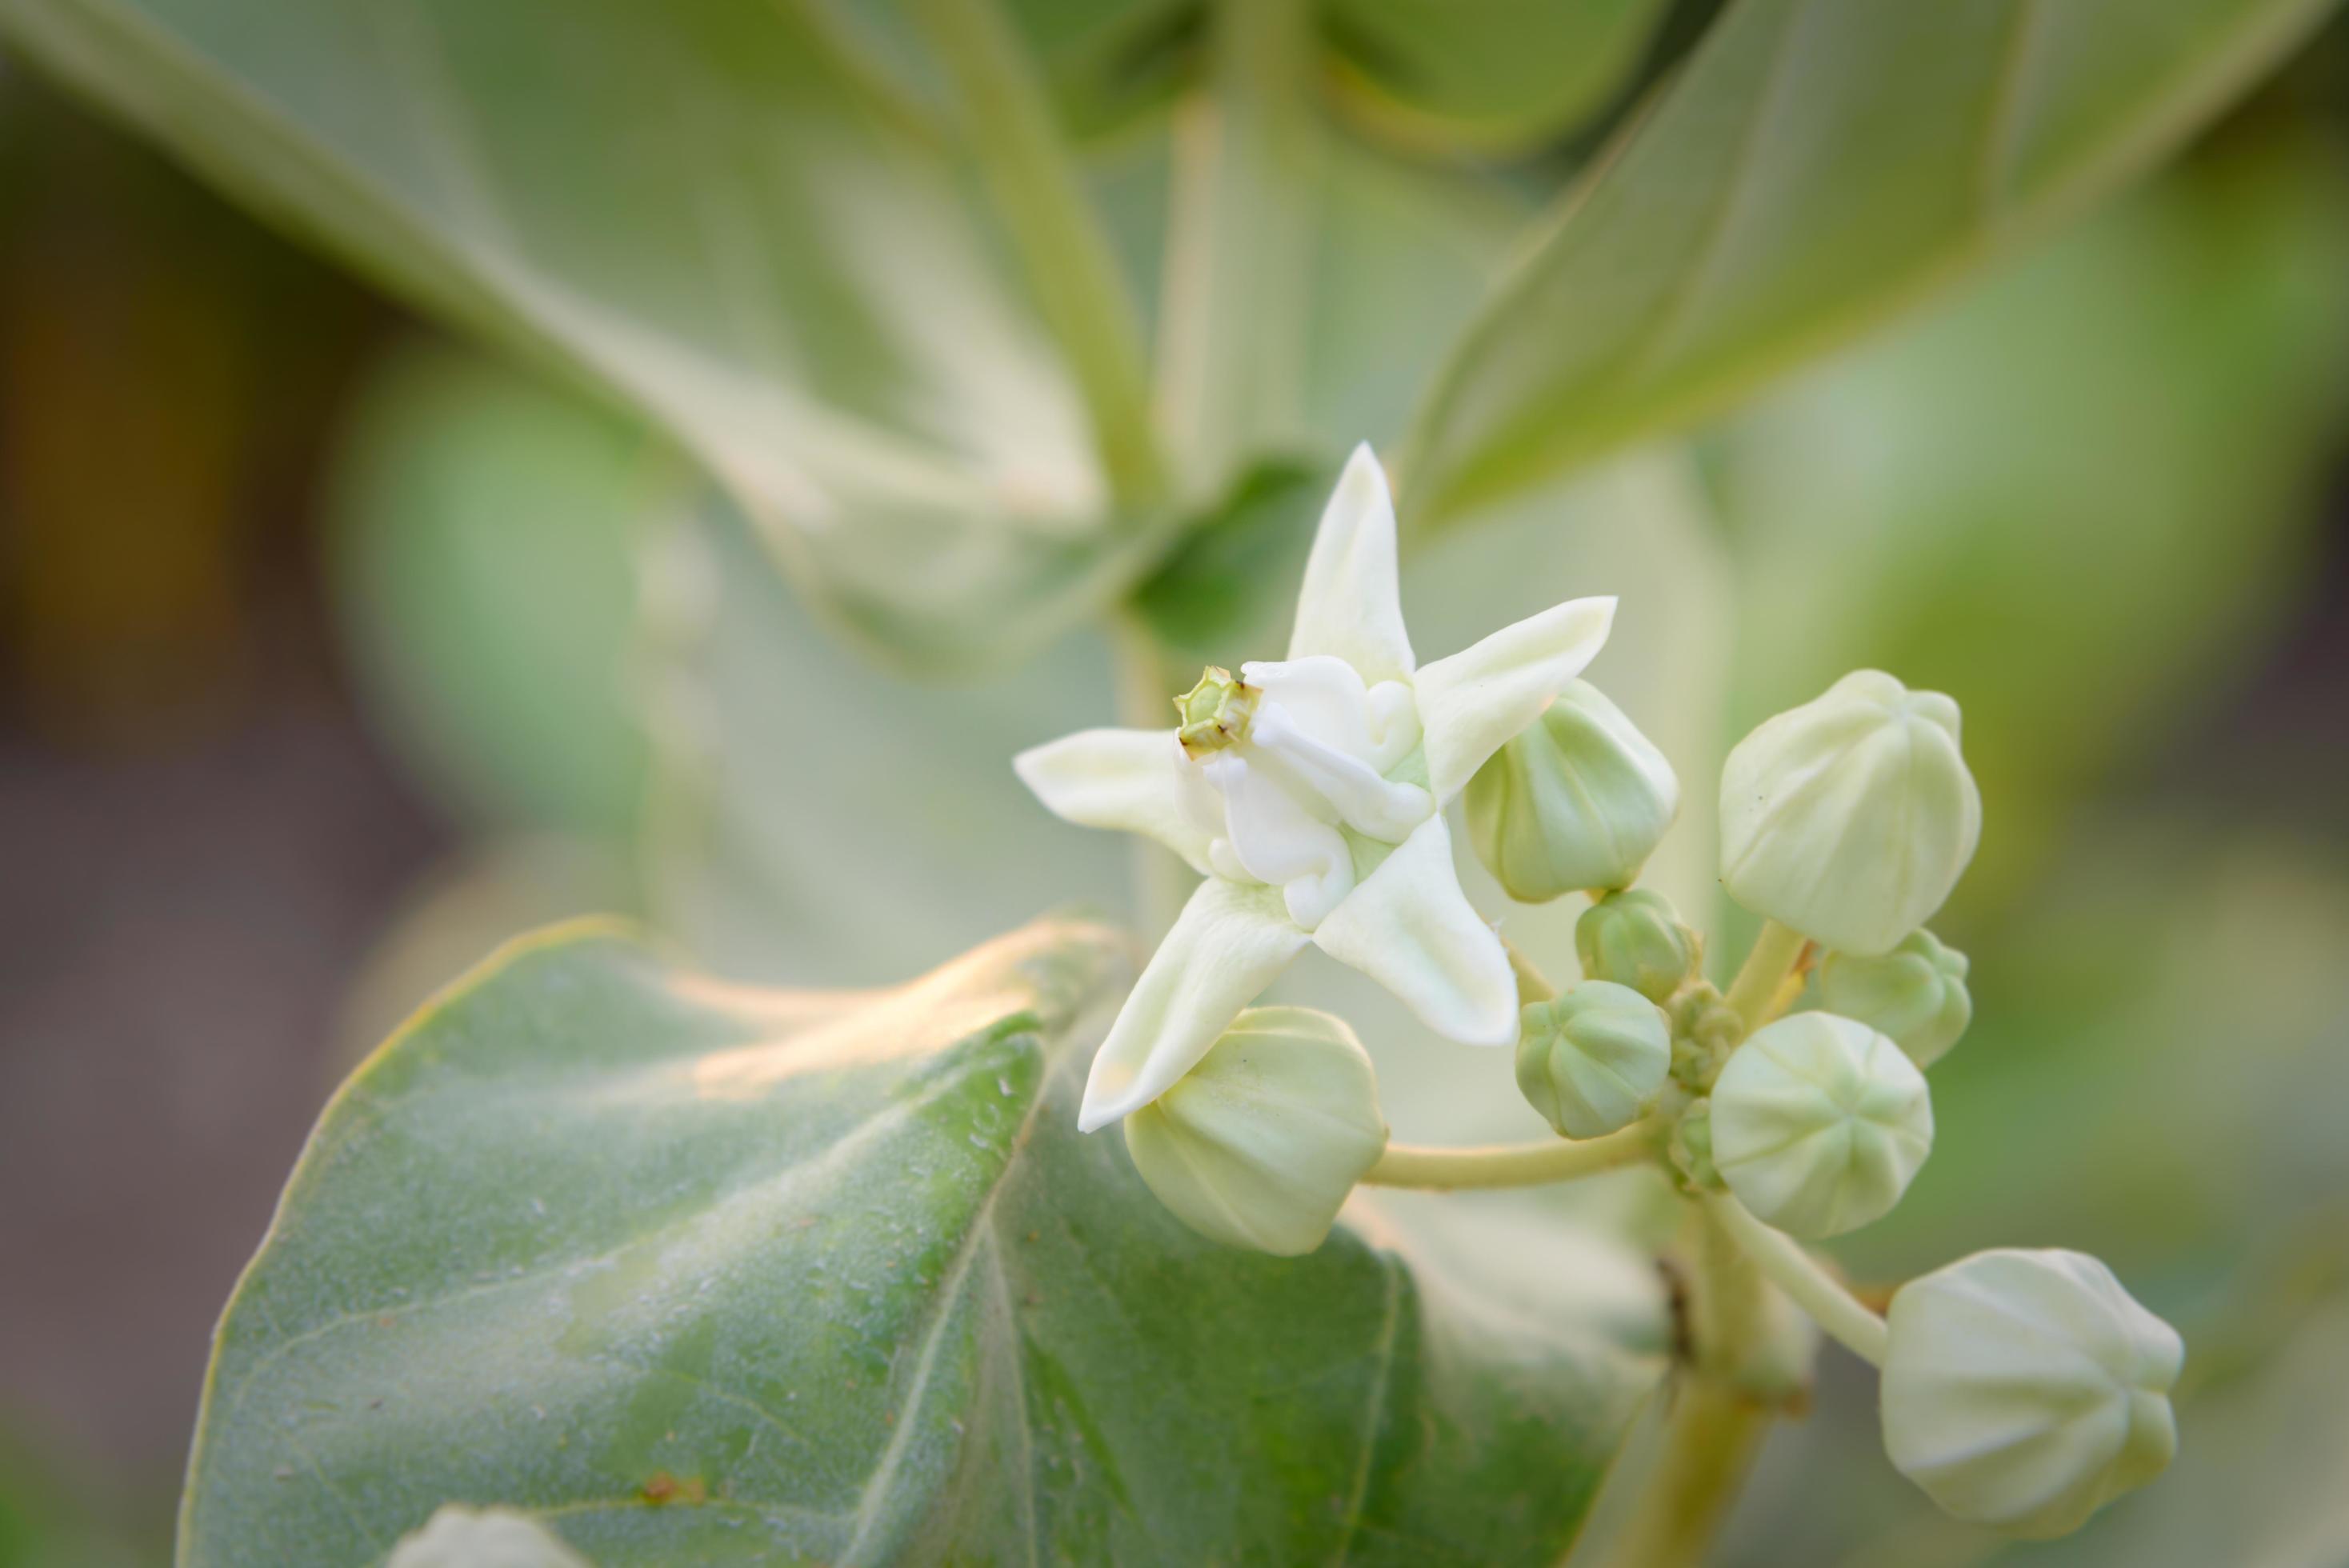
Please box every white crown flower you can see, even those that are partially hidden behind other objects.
[1016,444,1615,1131]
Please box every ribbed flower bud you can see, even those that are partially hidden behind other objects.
[1883,1249,2183,1538]
[1122,1006,1387,1256]
[1719,670,1982,956]
[1575,888,1700,1004]
[1819,930,1972,1068]
[1711,1013,1932,1238]
[1466,680,1679,901]
[1515,981,1673,1138]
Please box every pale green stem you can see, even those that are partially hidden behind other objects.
[1155,0,1317,488]
[1505,937,1558,1004]
[1597,1203,1776,1568]
[916,0,1166,510]
[1706,1194,1889,1366]
[1723,917,1807,1033]
[1363,1118,1664,1190]
[1599,1378,1770,1568]
[1110,611,1187,941]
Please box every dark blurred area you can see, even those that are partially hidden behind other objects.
[3,21,2349,1567]
[0,70,444,1558]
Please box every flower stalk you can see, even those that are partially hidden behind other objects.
[1707,1193,1889,1366]
[1363,1118,1664,1190]
[1723,917,1806,1031]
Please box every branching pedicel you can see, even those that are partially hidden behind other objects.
[1016,446,2181,1545]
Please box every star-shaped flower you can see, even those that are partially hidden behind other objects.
[1017,445,1615,1131]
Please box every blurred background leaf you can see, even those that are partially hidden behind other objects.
[1403,0,2344,526]
[0,0,1158,671]
[1714,123,2349,918]
[328,346,669,843]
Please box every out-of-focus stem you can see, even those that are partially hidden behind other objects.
[1601,1378,1770,1568]
[1599,1205,1775,1568]
[1109,611,1187,940]
[918,0,1166,510]
[1155,0,1317,489]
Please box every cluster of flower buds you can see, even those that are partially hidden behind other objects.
[1015,451,2181,1542]
[1695,671,2179,1538]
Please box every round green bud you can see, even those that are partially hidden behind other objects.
[1575,888,1700,1004]
[1883,1249,2183,1539]
[1719,670,1982,957]
[1466,680,1680,901]
[1711,1013,1933,1238]
[1515,981,1674,1138]
[1123,1006,1387,1256]
[1819,929,1972,1068]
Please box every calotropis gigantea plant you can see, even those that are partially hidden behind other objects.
[1018,450,2184,1547]
[37,0,2328,1562]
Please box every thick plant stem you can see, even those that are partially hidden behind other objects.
[1602,1378,1771,1568]
[1707,1194,1888,1366]
[1723,918,1806,1032]
[1600,1204,1778,1568]
[1364,1119,1663,1190]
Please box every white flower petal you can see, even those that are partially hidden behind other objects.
[1014,727,1214,874]
[1207,754,1355,929]
[1286,444,1415,684]
[1415,596,1617,803]
[1078,878,1308,1131]
[1311,816,1516,1046]
[1247,705,1431,845]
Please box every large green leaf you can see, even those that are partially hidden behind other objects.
[1401,0,2343,526]
[182,919,1663,1566]
[0,0,1161,670]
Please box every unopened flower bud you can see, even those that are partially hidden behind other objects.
[1466,680,1679,901]
[1819,930,1971,1068]
[1515,981,1673,1138]
[1883,1249,2183,1538]
[1122,1006,1387,1256]
[1711,1013,1932,1238]
[1719,670,1982,957]
[1575,888,1699,1004]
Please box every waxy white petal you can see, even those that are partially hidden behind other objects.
[1014,728,1213,874]
[1242,657,1419,770]
[1311,816,1516,1046]
[1247,704,1431,845]
[1415,596,1617,803]
[1206,754,1355,930]
[1078,878,1309,1132]
[1286,444,1415,684]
